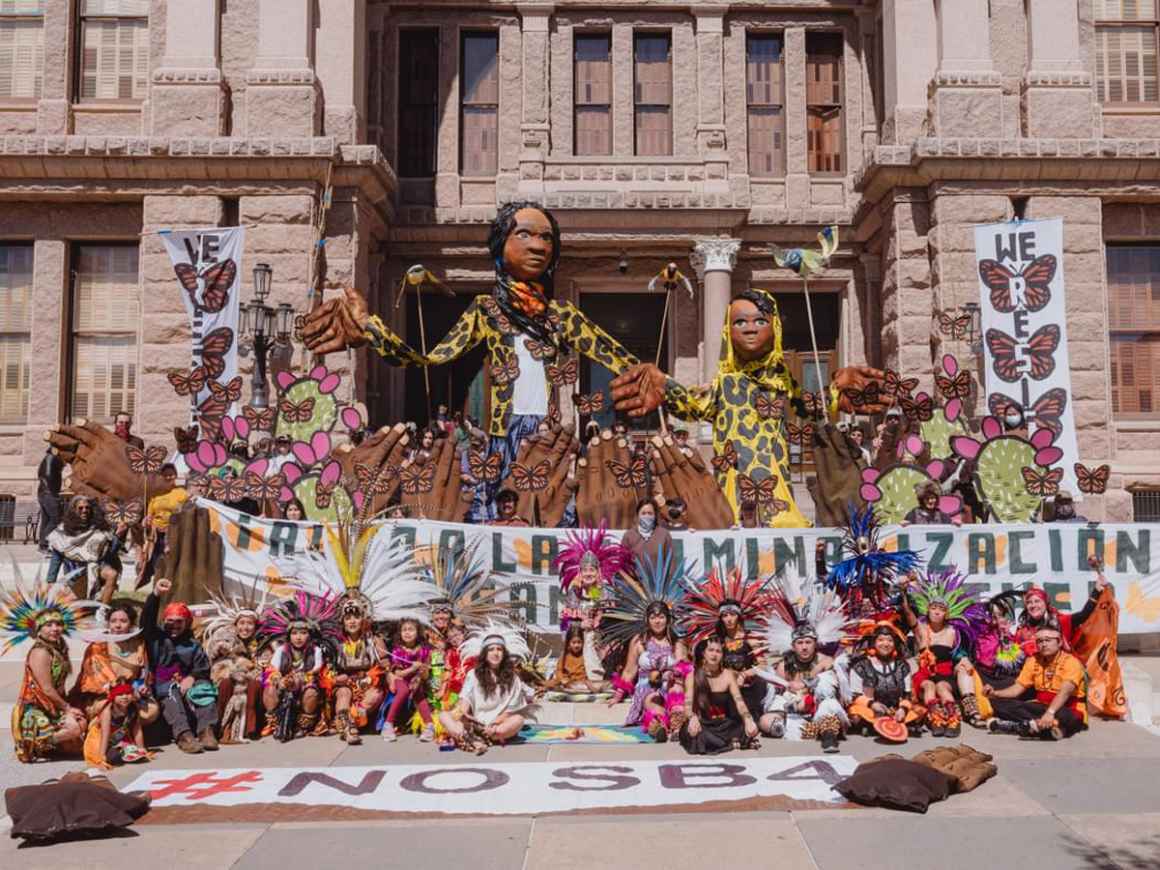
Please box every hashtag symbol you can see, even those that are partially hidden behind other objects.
[150,771,263,801]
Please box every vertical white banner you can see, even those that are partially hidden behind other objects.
[974,218,1080,494]
[160,228,246,433]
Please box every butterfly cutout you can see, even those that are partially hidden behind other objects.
[244,470,286,502]
[987,388,1068,437]
[986,324,1060,383]
[279,397,316,424]
[711,440,739,473]
[524,338,557,361]
[978,254,1056,314]
[400,461,436,495]
[490,355,520,387]
[315,479,336,509]
[800,391,825,418]
[607,455,648,489]
[510,460,551,492]
[209,475,248,503]
[353,462,399,495]
[208,376,243,405]
[125,444,167,475]
[547,357,579,388]
[173,426,198,454]
[763,497,791,516]
[1021,465,1064,497]
[935,368,972,401]
[480,296,516,334]
[755,391,784,420]
[787,422,814,447]
[574,392,605,415]
[899,392,934,423]
[167,367,207,398]
[882,369,919,398]
[197,410,226,444]
[242,405,276,432]
[100,497,143,527]
[468,451,503,484]
[199,327,234,380]
[738,473,778,506]
[843,381,883,410]
[1075,462,1111,495]
[938,310,973,340]
[174,259,237,314]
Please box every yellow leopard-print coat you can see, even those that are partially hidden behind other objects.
[365,295,639,437]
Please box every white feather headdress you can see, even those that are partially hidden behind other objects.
[459,619,530,662]
[763,572,848,655]
[200,576,270,650]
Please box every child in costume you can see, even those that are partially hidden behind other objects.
[383,618,435,742]
[202,582,270,744]
[543,624,604,696]
[260,591,339,741]
[554,527,629,685]
[83,682,151,769]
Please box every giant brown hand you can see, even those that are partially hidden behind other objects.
[649,436,734,530]
[832,366,895,415]
[45,421,173,503]
[509,423,579,528]
[400,437,472,522]
[300,287,371,356]
[333,423,411,515]
[575,429,639,529]
[610,363,669,418]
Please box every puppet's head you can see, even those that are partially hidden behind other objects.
[487,201,562,289]
[725,289,783,365]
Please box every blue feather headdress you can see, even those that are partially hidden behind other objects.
[825,506,922,611]
[1,560,100,653]
[599,546,692,648]
[427,539,509,627]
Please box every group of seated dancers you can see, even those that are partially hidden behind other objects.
[9,515,1115,766]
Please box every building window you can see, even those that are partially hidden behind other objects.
[1095,0,1160,105]
[0,1,44,100]
[806,31,844,174]
[77,0,148,102]
[0,244,32,423]
[634,32,672,156]
[398,28,438,177]
[70,244,139,422]
[1133,488,1160,521]
[574,33,612,156]
[460,31,499,177]
[746,33,785,177]
[1107,245,1160,418]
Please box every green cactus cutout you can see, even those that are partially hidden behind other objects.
[869,464,937,525]
[921,414,968,461]
[974,435,1042,522]
[292,475,353,523]
[276,379,339,444]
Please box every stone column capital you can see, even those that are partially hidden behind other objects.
[690,238,741,278]
[517,3,555,29]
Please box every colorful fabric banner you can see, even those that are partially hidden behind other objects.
[975,218,1081,496]
[201,501,1160,635]
[159,227,246,424]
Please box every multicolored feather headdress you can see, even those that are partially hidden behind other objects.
[259,590,343,659]
[459,619,531,662]
[764,571,848,655]
[1,560,100,653]
[681,565,772,644]
[600,547,692,648]
[428,540,509,626]
[909,568,988,648]
[553,526,632,593]
[826,506,921,610]
[200,576,270,651]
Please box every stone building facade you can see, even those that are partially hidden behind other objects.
[0,0,1158,523]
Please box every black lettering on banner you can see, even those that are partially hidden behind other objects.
[669,537,685,566]
[766,760,843,787]
[1077,527,1105,567]
[202,234,221,262]
[548,584,565,626]
[305,523,324,550]
[994,231,1036,263]
[508,582,538,624]
[234,513,257,551]
[1013,309,1030,340]
[703,538,735,573]
[925,532,953,571]
[1008,530,1038,574]
[278,770,386,797]
[1117,529,1150,574]
[745,538,761,580]
[895,532,910,555]
[774,535,806,576]
[1049,528,1063,572]
[267,521,298,557]
[439,528,466,560]
[550,766,640,792]
[531,535,558,575]
[658,763,756,790]
[967,533,997,575]
[818,536,842,570]
[399,767,509,794]
[493,532,517,572]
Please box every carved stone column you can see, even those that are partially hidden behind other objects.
[691,238,740,441]
[518,4,553,200]
[151,0,227,135]
[245,0,319,137]
[1023,0,1097,138]
[929,0,1003,138]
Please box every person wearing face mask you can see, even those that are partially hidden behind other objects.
[1048,489,1088,523]
[113,412,144,449]
[620,499,672,565]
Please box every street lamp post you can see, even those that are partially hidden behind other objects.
[239,263,294,409]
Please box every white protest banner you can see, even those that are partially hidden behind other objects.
[159,227,246,426]
[201,501,1160,634]
[975,218,1081,494]
[124,756,856,815]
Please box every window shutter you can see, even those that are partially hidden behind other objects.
[72,245,139,423]
[0,244,31,423]
[0,18,44,99]
[399,30,438,177]
[634,35,671,106]
[808,108,843,173]
[462,35,499,104]
[576,106,611,156]
[462,106,497,176]
[576,35,611,106]
[748,106,784,177]
[806,42,842,105]
[746,35,782,106]
[635,105,671,156]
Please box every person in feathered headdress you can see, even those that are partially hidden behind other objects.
[259,590,341,741]
[69,600,159,728]
[825,506,921,616]
[438,621,535,754]
[681,565,772,724]
[899,568,987,738]
[201,579,271,744]
[953,590,1026,729]
[553,525,631,684]
[761,573,852,752]
[4,568,100,762]
[845,617,925,739]
[603,548,692,742]
[277,521,440,745]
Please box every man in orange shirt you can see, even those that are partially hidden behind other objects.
[983,620,1086,739]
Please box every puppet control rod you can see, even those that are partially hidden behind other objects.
[394,264,455,424]
[648,263,694,436]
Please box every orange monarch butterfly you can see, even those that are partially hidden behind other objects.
[279,397,316,423]
[899,392,935,423]
[490,355,520,386]
[509,460,551,492]
[125,444,167,475]
[606,455,648,488]
[242,405,276,431]
[882,369,919,398]
[800,391,825,417]
[467,451,503,484]
[199,327,234,379]
[353,462,398,495]
[987,388,1068,437]
[755,391,784,420]
[314,479,336,509]
[935,368,972,401]
[842,382,882,410]
[173,425,198,454]
[574,392,605,415]
[937,310,973,340]
[209,475,248,503]
[1074,462,1111,495]
[167,367,207,397]
[737,473,778,506]
[174,258,237,314]
[547,357,579,387]
[524,338,557,361]
[786,422,813,447]
[244,471,286,502]
[1021,465,1064,497]
[208,376,243,404]
[978,254,1056,314]
[100,497,143,527]
[986,324,1060,383]
[711,440,739,473]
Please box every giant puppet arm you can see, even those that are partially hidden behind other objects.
[44,421,173,503]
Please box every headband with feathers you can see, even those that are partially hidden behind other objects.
[200,577,270,651]
[764,572,849,655]
[826,506,921,610]
[681,565,772,644]
[553,526,632,592]
[908,568,988,649]
[1,560,100,653]
[600,547,691,649]
[259,590,343,659]
[428,540,509,626]
[459,619,530,662]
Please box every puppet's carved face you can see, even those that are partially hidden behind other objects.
[729,298,774,362]
[503,208,555,282]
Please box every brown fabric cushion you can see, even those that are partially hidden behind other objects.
[911,744,998,793]
[834,757,954,813]
[5,773,151,842]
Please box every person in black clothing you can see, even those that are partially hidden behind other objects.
[678,637,758,755]
[36,448,62,552]
[143,578,218,754]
